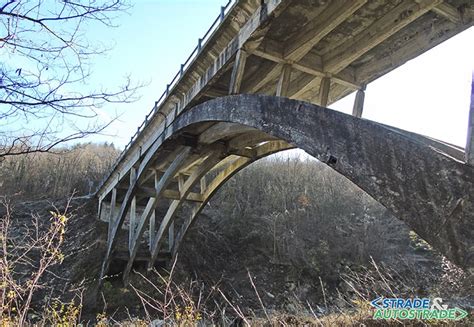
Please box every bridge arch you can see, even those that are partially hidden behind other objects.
[100,95,474,283]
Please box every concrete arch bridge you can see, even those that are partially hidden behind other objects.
[98,95,473,284]
[95,0,474,284]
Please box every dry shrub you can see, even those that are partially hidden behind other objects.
[129,259,214,326]
[0,142,119,199]
[0,198,83,326]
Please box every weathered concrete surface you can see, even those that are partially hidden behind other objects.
[164,95,474,271]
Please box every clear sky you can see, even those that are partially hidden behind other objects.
[87,1,473,149]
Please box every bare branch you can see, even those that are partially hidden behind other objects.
[0,0,138,157]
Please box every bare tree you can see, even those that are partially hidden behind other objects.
[0,0,140,158]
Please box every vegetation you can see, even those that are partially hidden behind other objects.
[0,145,472,326]
[1,199,77,326]
[173,155,472,323]
[0,143,119,199]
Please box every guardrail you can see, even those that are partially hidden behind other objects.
[97,0,235,193]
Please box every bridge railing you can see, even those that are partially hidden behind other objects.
[98,0,235,192]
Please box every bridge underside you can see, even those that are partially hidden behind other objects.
[98,95,474,284]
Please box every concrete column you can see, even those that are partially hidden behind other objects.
[107,188,117,239]
[200,176,207,194]
[352,85,366,118]
[319,76,331,107]
[466,74,474,165]
[168,221,175,252]
[128,168,137,252]
[276,64,292,97]
[149,211,156,248]
[128,195,136,253]
[229,49,247,94]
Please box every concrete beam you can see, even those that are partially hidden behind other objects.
[133,187,204,202]
[432,3,462,24]
[250,48,360,89]
[324,0,442,74]
[355,16,469,84]
[466,76,474,165]
[198,122,256,144]
[244,62,282,93]
[284,0,367,61]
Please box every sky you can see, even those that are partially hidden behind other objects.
[86,0,473,149]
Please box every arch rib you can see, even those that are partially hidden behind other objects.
[99,143,189,282]
[122,147,192,284]
[172,140,293,259]
[100,94,474,282]
[148,147,226,270]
